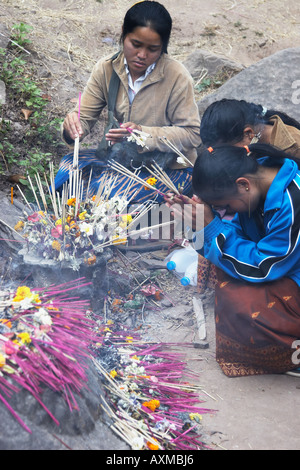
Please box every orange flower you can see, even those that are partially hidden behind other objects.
[67,197,76,206]
[52,240,61,251]
[147,439,159,450]
[0,319,12,328]
[142,399,160,412]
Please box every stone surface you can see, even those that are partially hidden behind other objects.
[197,47,300,122]
[0,80,5,105]
[0,358,128,450]
[184,49,244,80]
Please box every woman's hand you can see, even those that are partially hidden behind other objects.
[63,111,83,141]
[106,122,142,145]
[164,193,214,231]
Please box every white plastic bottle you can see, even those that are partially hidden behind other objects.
[180,259,198,286]
[165,247,198,277]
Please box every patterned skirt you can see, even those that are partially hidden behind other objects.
[54,149,193,204]
[214,268,300,377]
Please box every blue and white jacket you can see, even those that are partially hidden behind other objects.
[194,158,300,286]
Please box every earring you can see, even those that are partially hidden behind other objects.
[250,132,262,145]
[247,190,251,218]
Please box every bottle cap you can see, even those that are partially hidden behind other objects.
[166,260,176,271]
[180,277,190,286]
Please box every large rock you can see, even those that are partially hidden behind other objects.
[197,47,300,122]
[184,49,244,80]
[0,358,128,450]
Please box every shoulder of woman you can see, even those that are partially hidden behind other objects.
[160,54,193,79]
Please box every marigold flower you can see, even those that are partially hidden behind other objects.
[13,286,32,302]
[147,439,159,450]
[79,211,87,220]
[0,319,12,328]
[121,214,133,224]
[0,354,6,368]
[112,236,127,245]
[67,197,76,206]
[52,240,61,251]
[110,369,117,378]
[142,399,160,412]
[144,177,157,190]
[16,332,31,345]
[14,220,24,232]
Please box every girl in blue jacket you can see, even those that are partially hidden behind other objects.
[166,143,300,377]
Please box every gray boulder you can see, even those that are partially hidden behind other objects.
[184,49,244,80]
[197,47,300,121]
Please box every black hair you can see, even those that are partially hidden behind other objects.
[200,99,300,146]
[192,143,299,201]
[120,1,172,54]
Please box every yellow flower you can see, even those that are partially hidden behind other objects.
[126,336,134,343]
[13,286,32,302]
[146,177,157,186]
[52,240,61,251]
[79,211,87,220]
[121,214,133,224]
[189,412,202,421]
[16,332,31,345]
[55,219,62,226]
[112,236,127,245]
[110,370,117,378]
[67,198,76,206]
[0,354,6,368]
[107,320,114,325]
[33,294,41,304]
[131,355,140,361]
[14,220,24,232]
[12,286,40,304]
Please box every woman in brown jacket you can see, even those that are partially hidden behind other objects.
[54,1,200,203]
[199,98,300,158]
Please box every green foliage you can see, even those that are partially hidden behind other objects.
[194,77,223,93]
[0,24,63,191]
[11,23,33,48]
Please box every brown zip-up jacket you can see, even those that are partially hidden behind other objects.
[64,51,201,169]
[269,115,300,160]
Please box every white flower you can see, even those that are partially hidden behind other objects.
[176,156,186,165]
[79,222,93,236]
[131,436,144,450]
[33,307,53,326]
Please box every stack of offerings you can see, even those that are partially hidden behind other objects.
[165,246,198,286]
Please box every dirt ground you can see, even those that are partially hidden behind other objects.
[1,0,300,451]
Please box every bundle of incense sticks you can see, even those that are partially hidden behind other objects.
[159,136,194,167]
[108,160,168,197]
[147,161,182,195]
